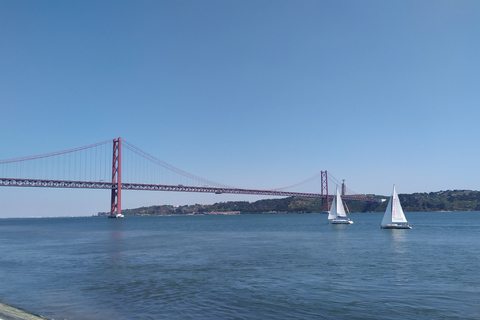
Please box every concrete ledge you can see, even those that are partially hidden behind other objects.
[0,303,49,320]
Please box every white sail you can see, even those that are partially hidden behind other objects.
[335,188,347,218]
[381,185,410,228]
[391,186,407,223]
[328,188,348,220]
[381,195,393,226]
[327,192,337,220]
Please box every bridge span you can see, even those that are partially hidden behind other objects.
[0,177,376,202]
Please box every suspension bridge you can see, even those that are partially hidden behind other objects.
[0,138,378,217]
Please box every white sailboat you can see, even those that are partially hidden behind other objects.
[328,188,353,224]
[381,185,412,229]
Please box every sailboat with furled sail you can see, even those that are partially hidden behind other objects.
[328,187,353,224]
[381,185,412,229]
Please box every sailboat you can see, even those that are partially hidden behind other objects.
[381,185,412,229]
[328,188,353,224]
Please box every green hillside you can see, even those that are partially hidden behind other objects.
[99,190,480,216]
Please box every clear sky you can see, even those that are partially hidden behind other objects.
[1,0,480,217]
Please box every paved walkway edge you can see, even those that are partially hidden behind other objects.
[0,303,49,320]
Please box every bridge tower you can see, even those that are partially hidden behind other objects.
[321,170,329,212]
[109,137,123,218]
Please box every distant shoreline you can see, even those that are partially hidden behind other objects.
[97,190,480,216]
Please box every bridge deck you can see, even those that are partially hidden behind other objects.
[0,178,378,202]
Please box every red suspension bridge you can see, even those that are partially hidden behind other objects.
[0,138,378,217]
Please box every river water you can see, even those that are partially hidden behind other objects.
[1,212,479,319]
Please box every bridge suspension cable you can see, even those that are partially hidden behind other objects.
[269,170,358,195]
[122,140,234,188]
[270,171,323,191]
[328,172,358,195]
[0,140,111,164]
[0,137,363,199]
[0,140,112,182]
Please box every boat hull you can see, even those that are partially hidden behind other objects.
[381,224,411,229]
[329,219,353,224]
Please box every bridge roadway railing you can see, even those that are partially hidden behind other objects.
[0,178,379,202]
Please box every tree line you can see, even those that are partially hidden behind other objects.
[98,190,480,216]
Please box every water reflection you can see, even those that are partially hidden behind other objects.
[384,229,411,285]
[328,224,351,256]
[108,220,124,265]
[388,229,407,254]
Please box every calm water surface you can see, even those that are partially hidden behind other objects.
[1,212,479,319]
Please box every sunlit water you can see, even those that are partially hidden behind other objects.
[1,212,479,319]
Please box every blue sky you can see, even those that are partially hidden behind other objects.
[1,0,479,217]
